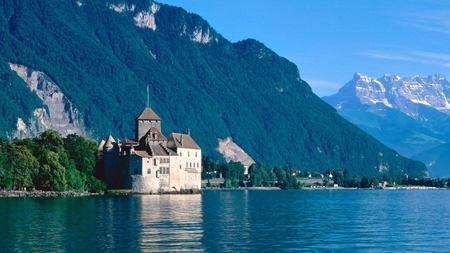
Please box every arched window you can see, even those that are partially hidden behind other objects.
[147,169,151,174]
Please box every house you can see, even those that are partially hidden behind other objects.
[98,107,202,193]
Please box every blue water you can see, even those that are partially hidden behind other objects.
[1,190,450,252]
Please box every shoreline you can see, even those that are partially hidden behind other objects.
[203,186,449,191]
[0,190,94,198]
[2,186,446,198]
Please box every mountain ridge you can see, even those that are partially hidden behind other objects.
[323,72,450,177]
[0,0,427,178]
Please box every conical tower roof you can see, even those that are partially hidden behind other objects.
[104,135,116,148]
[98,139,106,151]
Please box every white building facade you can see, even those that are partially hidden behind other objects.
[99,107,202,193]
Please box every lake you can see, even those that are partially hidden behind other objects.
[1,189,450,252]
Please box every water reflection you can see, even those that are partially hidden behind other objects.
[137,195,203,252]
[2,190,450,252]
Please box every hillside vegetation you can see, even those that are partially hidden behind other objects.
[0,0,427,178]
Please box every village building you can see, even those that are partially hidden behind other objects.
[98,107,202,193]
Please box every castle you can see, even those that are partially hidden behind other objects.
[98,107,202,193]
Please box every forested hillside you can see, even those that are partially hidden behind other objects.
[0,0,427,178]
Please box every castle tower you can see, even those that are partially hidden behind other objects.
[135,107,162,141]
[103,135,119,188]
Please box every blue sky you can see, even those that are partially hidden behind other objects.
[157,0,450,96]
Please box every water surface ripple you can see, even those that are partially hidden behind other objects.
[1,190,450,252]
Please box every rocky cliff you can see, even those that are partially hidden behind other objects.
[9,63,86,139]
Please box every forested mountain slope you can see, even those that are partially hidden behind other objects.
[0,0,427,178]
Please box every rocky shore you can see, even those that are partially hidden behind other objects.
[0,191,93,198]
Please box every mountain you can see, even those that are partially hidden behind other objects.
[412,143,450,178]
[323,73,450,177]
[0,0,426,178]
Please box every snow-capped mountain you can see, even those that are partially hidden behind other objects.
[326,73,450,117]
[323,73,450,177]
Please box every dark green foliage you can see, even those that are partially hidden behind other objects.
[0,130,104,192]
[248,163,277,187]
[0,0,427,179]
[222,161,245,188]
[360,177,370,188]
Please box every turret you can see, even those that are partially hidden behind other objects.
[103,135,119,188]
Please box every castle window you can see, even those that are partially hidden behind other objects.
[156,171,159,178]
[195,152,197,157]
[188,152,190,157]
[134,168,138,175]
[159,167,170,174]
[179,164,181,169]
[154,158,157,166]
[180,152,182,157]
[147,169,151,174]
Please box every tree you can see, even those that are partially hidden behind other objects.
[222,161,245,188]
[36,151,66,191]
[332,170,344,186]
[343,168,351,187]
[360,177,370,188]
[249,163,263,187]
[64,134,104,191]
[6,143,39,190]
[0,138,11,189]
[323,178,330,187]
[274,166,289,189]
[371,177,379,188]
[63,134,97,174]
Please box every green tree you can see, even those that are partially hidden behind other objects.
[222,161,245,188]
[274,166,289,189]
[360,177,370,188]
[343,168,351,187]
[249,163,263,187]
[36,151,66,191]
[332,170,344,186]
[0,138,11,189]
[63,133,104,191]
[63,134,97,174]
[371,177,379,188]
[6,143,39,190]
[323,178,330,187]
[351,174,360,187]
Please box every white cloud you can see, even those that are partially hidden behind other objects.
[305,79,342,89]
[362,50,450,68]
[443,63,450,68]
[412,51,450,61]
[410,24,450,35]
[401,8,450,35]
[361,51,414,61]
